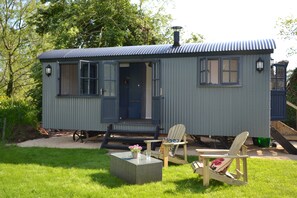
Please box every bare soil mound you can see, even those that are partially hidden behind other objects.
[10,124,49,143]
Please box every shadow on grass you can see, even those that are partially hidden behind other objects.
[0,145,110,170]
[164,177,225,195]
[89,172,126,188]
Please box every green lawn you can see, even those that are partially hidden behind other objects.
[0,145,296,198]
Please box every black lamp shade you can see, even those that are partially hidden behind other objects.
[45,65,52,77]
[256,58,264,72]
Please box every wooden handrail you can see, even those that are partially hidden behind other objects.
[287,101,297,111]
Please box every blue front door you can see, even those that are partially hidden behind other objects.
[119,63,146,119]
[271,62,288,120]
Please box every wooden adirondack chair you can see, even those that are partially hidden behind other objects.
[144,124,187,168]
[191,131,249,186]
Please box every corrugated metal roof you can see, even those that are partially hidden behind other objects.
[38,39,276,60]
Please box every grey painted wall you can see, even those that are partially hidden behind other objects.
[42,62,107,131]
[42,53,271,137]
[160,55,270,137]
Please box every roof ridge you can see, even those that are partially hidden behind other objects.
[38,39,276,60]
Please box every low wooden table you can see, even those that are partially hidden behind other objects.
[110,152,162,184]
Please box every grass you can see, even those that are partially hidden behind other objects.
[0,145,297,198]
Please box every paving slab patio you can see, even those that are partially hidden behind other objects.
[16,133,297,160]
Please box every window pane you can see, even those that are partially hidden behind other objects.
[271,66,276,77]
[277,67,285,78]
[90,79,97,94]
[103,81,115,96]
[200,71,206,83]
[110,64,115,80]
[222,72,229,83]
[200,59,206,71]
[230,59,238,71]
[200,59,207,84]
[223,60,229,70]
[270,79,276,90]
[90,63,97,78]
[110,81,115,96]
[60,64,78,95]
[81,79,89,95]
[277,79,285,90]
[152,62,160,96]
[230,72,238,83]
[104,82,110,96]
[81,63,89,78]
[208,59,219,84]
[104,64,111,80]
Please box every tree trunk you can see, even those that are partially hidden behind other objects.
[6,78,13,97]
[6,55,13,98]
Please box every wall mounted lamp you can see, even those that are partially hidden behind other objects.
[45,65,52,77]
[256,57,264,72]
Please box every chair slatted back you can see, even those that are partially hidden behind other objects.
[211,131,249,173]
[167,124,186,155]
[228,131,249,155]
[168,124,186,140]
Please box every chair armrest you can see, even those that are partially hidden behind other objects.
[144,139,162,143]
[162,141,188,146]
[196,149,229,153]
[200,154,249,159]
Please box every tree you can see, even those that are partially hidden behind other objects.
[278,16,297,128]
[278,16,297,56]
[286,67,297,128]
[184,32,204,43]
[32,0,173,48]
[0,0,46,98]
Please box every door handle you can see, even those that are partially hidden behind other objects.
[100,88,105,95]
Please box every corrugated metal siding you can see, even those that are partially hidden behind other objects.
[42,62,108,131]
[38,39,276,60]
[42,54,271,137]
[160,55,270,137]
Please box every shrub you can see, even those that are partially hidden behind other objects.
[285,68,297,129]
[0,96,38,142]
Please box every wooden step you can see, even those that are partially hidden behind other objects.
[271,127,297,155]
[100,124,160,150]
[105,136,155,143]
[108,129,157,135]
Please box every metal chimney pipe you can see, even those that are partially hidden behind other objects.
[172,26,182,47]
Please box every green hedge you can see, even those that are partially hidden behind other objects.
[285,68,297,129]
[0,96,38,141]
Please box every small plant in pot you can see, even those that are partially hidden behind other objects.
[128,144,142,159]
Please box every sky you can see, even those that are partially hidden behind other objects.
[168,0,297,70]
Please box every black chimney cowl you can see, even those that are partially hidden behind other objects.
[172,26,182,47]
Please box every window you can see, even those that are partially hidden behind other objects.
[80,62,99,95]
[200,57,239,85]
[102,62,116,96]
[59,62,99,96]
[271,65,286,90]
[60,64,79,95]
[222,58,239,83]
